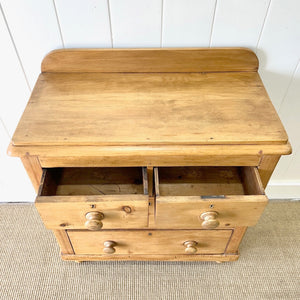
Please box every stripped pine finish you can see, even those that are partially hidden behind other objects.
[21,155,42,192]
[41,48,258,73]
[154,167,268,229]
[2,0,300,204]
[67,229,232,255]
[61,253,239,262]
[12,71,287,147]
[36,167,149,230]
[8,48,291,262]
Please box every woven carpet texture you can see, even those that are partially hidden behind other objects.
[0,201,299,300]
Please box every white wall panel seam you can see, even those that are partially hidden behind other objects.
[209,0,218,47]
[0,4,31,92]
[278,60,300,112]
[277,60,300,178]
[255,0,272,53]
[52,0,65,48]
[285,143,300,180]
[109,0,162,48]
[283,143,300,179]
[107,0,114,47]
[2,0,64,88]
[160,0,164,47]
[256,0,300,112]
[0,118,10,140]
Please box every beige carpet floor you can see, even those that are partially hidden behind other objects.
[0,201,299,300]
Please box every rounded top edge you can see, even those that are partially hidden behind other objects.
[41,47,259,73]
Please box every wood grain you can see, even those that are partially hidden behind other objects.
[147,167,154,197]
[52,230,74,254]
[240,167,265,195]
[225,227,247,254]
[155,166,268,228]
[36,195,149,230]
[67,229,232,255]
[258,155,281,188]
[142,167,148,195]
[41,48,258,73]
[148,196,155,228]
[155,166,265,196]
[12,72,288,147]
[8,143,292,158]
[21,155,42,192]
[155,195,268,228]
[39,167,147,196]
[7,47,292,262]
[61,253,239,262]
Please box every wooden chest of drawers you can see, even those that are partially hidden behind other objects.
[8,48,291,262]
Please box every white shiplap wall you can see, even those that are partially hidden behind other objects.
[1,0,300,202]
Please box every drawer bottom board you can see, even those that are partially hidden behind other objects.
[67,229,233,256]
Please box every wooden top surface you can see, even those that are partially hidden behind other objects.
[12,72,287,147]
[11,48,288,149]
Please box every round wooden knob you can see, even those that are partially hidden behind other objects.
[103,241,117,254]
[85,211,104,230]
[200,211,219,229]
[183,240,198,254]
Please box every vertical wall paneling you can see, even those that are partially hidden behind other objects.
[1,1,300,199]
[0,7,34,202]
[270,62,300,181]
[162,0,216,47]
[54,0,112,48]
[210,0,270,49]
[109,0,162,47]
[0,120,35,202]
[1,0,63,89]
[286,145,300,181]
[257,0,300,110]
[0,7,30,136]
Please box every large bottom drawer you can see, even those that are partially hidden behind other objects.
[67,229,232,255]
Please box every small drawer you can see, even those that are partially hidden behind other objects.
[154,166,268,229]
[67,229,232,255]
[35,167,149,230]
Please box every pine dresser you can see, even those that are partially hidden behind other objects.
[8,48,291,263]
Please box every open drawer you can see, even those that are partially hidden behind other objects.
[35,167,149,230]
[154,166,268,229]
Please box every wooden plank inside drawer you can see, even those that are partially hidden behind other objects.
[35,167,149,229]
[67,229,232,255]
[155,166,268,228]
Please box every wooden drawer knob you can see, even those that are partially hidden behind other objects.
[184,240,198,254]
[200,211,219,229]
[103,241,117,254]
[85,211,104,230]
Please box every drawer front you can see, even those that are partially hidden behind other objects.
[67,229,232,255]
[36,195,149,229]
[156,195,268,228]
[35,167,149,229]
[155,166,268,229]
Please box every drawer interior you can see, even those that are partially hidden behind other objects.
[39,167,148,196]
[155,166,264,196]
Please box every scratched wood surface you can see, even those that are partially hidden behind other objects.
[12,71,287,147]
